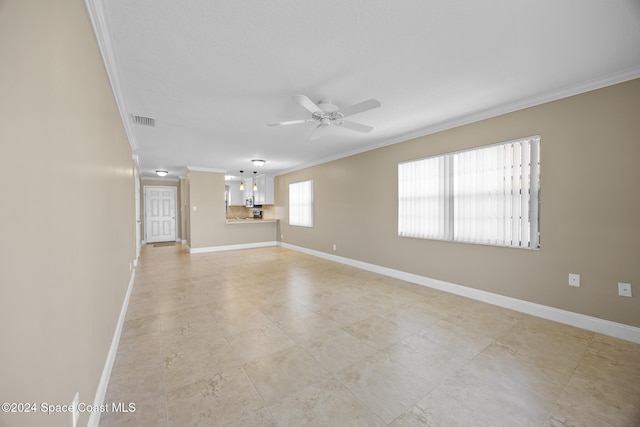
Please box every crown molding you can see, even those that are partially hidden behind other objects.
[277,67,640,176]
[186,166,227,173]
[131,154,140,172]
[84,0,137,152]
[140,176,180,182]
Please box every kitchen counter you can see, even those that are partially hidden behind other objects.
[225,218,279,224]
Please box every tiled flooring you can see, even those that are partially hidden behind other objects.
[100,244,640,426]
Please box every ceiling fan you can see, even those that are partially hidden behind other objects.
[268,95,381,134]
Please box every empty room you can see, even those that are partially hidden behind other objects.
[1,1,639,426]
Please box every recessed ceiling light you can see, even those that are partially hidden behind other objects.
[251,159,266,167]
[156,170,169,177]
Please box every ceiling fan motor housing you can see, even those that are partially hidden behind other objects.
[317,100,339,112]
[268,95,379,133]
[313,101,345,126]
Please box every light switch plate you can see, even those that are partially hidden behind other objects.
[618,282,632,297]
[568,273,580,287]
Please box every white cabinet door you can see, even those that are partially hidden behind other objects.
[265,175,274,204]
[228,181,245,206]
[244,177,254,201]
[255,175,266,204]
[254,174,274,204]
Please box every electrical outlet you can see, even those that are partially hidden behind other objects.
[618,282,632,297]
[71,392,79,427]
[333,244,337,251]
[280,234,283,239]
[568,273,580,287]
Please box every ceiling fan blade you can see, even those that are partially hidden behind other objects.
[339,99,381,118]
[309,123,322,141]
[337,120,373,133]
[294,95,323,114]
[268,119,316,126]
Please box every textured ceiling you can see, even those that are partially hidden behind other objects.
[94,0,640,179]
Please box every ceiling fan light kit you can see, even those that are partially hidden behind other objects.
[268,95,381,135]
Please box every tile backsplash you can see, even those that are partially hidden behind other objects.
[226,205,275,220]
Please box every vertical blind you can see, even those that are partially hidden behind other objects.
[289,180,313,227]
[398,136,540,249]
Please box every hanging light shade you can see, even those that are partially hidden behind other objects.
[253,171,258,191]
[239,170,245,191]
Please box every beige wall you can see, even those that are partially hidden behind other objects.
[276,79,640,328]
[0,1,136,426]
[187,171,277,249]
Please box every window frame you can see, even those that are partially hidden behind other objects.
[288,179,314,227]
[398,136,541,250]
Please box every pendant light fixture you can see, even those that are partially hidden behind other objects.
[239,170,245,191]
[253,171,258,191]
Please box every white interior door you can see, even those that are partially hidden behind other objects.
[135,175,141,255]
[144,186,176,243]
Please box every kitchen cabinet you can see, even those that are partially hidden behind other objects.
[228,175,272,206]
[254,174,274,205]
[243,177,254,200]
[228,181,246,206]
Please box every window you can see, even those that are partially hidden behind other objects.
[398,136,540,249]
[289,180,313,227]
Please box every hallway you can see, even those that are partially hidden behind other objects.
[100,244,640,426]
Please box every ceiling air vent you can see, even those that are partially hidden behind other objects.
[131,114,155,127]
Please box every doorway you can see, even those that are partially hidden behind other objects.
[144,186,177,243]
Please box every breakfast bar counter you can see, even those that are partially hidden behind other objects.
[225,218,279,224]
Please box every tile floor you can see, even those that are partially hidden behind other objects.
[100,244,640,426]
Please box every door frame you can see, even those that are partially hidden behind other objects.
[143,185,178,243]
[135,175,141,255]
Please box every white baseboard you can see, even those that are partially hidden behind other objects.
[279,242,640,344]
[188,241,278,254]
[88,268,136,427]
